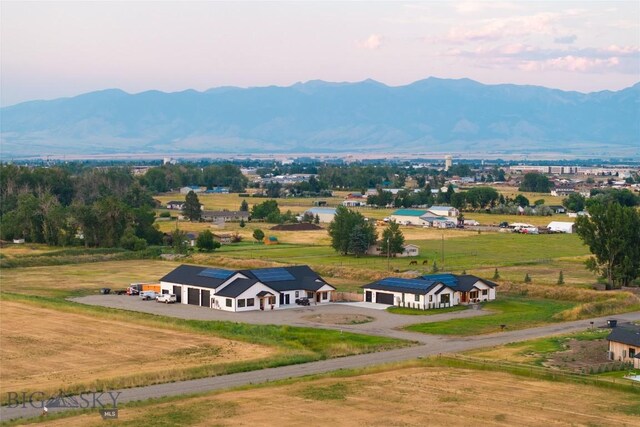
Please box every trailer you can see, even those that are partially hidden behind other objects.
[128,282,161,295]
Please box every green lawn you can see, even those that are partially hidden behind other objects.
[215,233,588,273]
[387,305,469,316]
[405,295,577,336]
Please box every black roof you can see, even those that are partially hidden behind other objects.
[607,323,640,347]
[418,274,497,292]
[160,264,334,294]
[159,265,229,290]
[362,278,447,295]
[215,278,261,298]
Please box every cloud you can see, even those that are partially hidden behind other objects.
[454,1,519,14]
[357,34,383,50]
[444,13,558,43]
[444,43,639,74]
[554,35,577,44]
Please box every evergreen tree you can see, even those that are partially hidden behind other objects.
[348,225,370,257]
[431,260,439,273]
[557,270,565,285]
[171,229,189,254]
[314,214,320,224]
[182,191,202,222]
[240,199,249,212]
[524,273,532,283]
[493,268,500,280]
[380,221,405,256]
[239,218,246,228]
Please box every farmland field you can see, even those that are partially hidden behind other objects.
[34,364,640,427]
[0,300,273,398]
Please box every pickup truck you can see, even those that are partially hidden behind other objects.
[156,293,177,304]
[140,291,159,301]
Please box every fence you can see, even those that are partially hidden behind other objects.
[434,354,639,393]
[332,292,363,302]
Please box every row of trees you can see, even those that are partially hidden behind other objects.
[141,164,247,193]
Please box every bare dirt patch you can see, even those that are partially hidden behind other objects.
[46,366,640,427]
[547,338,610,371]
[302,313,374,325]
[0,301,274,396]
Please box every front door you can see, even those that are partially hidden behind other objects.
[461,292,468,303]
[316,292,321,303]
[260,298,265,310]
[365,291,372,302]
[285,294,290,305]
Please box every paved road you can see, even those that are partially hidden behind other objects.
[69,295,490,342]
[2,303,639,421]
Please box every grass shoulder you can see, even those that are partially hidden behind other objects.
[387,305,469,316]
[404,295,577,336]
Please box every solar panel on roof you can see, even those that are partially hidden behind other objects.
[379,278,435,291]
[421,274,458,286]
[252,267,295,282]
[198,268,234,280]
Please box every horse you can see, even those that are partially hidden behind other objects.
[422,260,429,265]
[409,260,417,266]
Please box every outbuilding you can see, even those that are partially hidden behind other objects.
[547,221,575,233]
[607,323,640,368]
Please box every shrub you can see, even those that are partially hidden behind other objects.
[524,273,532,283]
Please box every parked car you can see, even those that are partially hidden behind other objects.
[295,297,311,306]
[99,288,111,295]
[498,221,509,228]
[140,291,159,301]
[156,293,177,304]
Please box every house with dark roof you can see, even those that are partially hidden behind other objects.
[607,323,640,368]
[361,273,497,309]
[159,264,335,312]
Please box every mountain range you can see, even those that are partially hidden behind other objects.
[1,77,638,157]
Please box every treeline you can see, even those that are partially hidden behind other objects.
[0,165,162,248]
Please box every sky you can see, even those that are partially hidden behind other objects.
[1,1,639,107]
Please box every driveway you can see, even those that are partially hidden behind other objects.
[70,294,489,342]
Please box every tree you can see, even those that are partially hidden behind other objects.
[563,193,586,212]
[314,214,320,225]
[575,200,640,289]
[253,228,265,243]
[327,206,377,255]
[239,199,249,212]
[519,173,551,193]
[196,229,220,252]
[514,194,530,207]
[431,260,439,273]
[493,268,500,280]
[557,270,565,285]
[182,191,202,222]
[251,200,280,219]
[239,219,246,228]
[171,229,189,254]
[380,221,405,256]
[348,225,370,257]
[524,273,532,283]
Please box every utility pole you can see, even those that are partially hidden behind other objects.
[387,237,390,271]
[441,233,445,271]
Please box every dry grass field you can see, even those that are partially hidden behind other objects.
[0,301,273,398]
[38,366,640,427]
[0,260,181,297]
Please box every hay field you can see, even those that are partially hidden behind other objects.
[42,366,639,427]
[0,260,181,297]
[0,301,273,398]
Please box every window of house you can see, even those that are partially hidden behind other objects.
[322,292,328,300]
[440,294,450,304]
[415,294,420,302]
[238,299,245,308]
[226,298,232,307]
[429,295,433,302]
[482,289,488,296]
[470,291,478,299]
[295,291,299,298]
[247,298,255,307]
[307,291,314,298]
[630,348,636,358]
[269,296,276,305]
